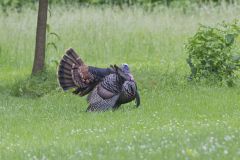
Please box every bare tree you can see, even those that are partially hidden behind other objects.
[32,0,48,75]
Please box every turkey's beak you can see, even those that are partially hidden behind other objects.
[135,90,140,107]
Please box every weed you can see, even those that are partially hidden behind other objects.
[186,20,240,86]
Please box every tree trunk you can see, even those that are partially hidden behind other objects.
[32,0,48,75]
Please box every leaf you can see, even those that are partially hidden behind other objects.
[232,54,240,62]
[47,42,57,51]
[49,32,61,40]
[225,34,235,45]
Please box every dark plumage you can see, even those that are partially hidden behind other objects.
[57,48,140,112]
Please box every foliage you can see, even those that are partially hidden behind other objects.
[1,0,239,9]
[186,21,240,86]
[1,5,240,160]
[11,69,59,97]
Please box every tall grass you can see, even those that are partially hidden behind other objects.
[1,3,240,89]
[1,3,240,69]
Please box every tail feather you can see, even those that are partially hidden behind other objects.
[58,70,72,78]
[60,83,75,90]
[62,55,77,67]
[66,48,84,65]
[58,48,84,90]
[58,67,72,76]
[58,74,72,80]
[58,77,73,83]
[59,63,72,71]
[59,60,72,68]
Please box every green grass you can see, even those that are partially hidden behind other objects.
[1,4,240,160]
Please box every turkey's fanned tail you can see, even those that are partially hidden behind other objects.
[57,48,115,96]
[57,48,85,91]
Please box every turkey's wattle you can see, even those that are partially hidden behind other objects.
[57,48,140,112]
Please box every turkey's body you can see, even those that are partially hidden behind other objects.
[58,48,140,112]
[86,74,138,112]
[118,81,137,105]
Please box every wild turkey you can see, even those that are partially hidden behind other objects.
[58,48,140,112]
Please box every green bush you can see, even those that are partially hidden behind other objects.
[11,69,59,97]
[186,21,240,86]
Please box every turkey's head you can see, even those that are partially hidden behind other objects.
[121,63,130,73]
[119,64,134,81]
[121,64,140,107]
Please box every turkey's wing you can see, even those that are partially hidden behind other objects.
[86,86,120,112]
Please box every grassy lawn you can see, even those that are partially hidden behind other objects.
[0,4,240,160]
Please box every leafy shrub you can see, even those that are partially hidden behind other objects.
[11,69,59,97]
[186,20,240,86]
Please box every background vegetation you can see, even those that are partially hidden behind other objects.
[0,1,240,160]
[1,0,240,9]
[186,21,240,86]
